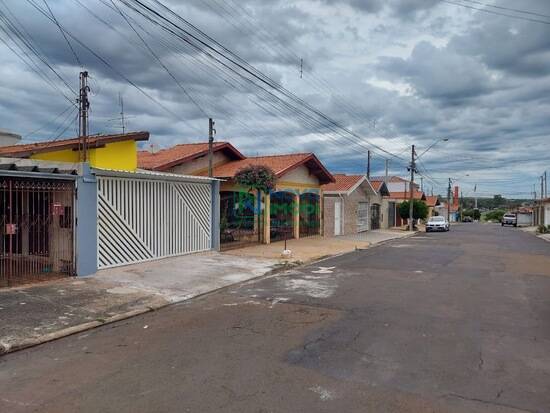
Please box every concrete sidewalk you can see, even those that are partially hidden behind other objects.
[225,229,415,263]
[0,252,279,354]
[0,230,412,355]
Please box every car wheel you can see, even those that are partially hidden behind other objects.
[501,223,504,226]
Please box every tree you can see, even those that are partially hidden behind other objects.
[234,165,277,243]
[399,200,428,221]
[234,165,277,193]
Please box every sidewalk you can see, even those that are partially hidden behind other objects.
[0,252,279,354]
[0,229,413,355]
[225,229,415,263]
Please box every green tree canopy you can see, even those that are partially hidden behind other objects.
[399,200,429,220]
[234,165,277,193]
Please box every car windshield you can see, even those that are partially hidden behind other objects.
[430,217,445,222]
[504,214,515,218]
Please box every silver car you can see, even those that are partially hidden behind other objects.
[426,216,450,232]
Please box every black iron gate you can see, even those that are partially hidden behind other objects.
[371,204,381,230]
[0,177,75,287]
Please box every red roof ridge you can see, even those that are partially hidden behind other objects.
[246,152,313,159]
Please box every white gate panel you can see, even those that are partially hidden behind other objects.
[97,176,212,269]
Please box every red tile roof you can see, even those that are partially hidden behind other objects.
[388,190,426,201]
[0,132,149,158]
[425,196,440,207]
[138,141,245,171]
[203,153,335,184]
[322,174,364,192]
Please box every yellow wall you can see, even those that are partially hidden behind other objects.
[31,140,138,171]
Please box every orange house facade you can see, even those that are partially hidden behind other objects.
[138,142,334,248]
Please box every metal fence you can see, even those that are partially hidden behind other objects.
[0,177,75,287]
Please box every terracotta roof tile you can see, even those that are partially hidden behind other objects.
[202,153,334,184]
[0,132,149,158]
[388,190,426,200]
[425,196,440,207]
[137,142,245,170]
[322,174,364,192]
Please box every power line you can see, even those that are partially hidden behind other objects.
[458,0,550,20]
[442,0,550,25]
[41,0,82,67]
[24,0,203,134]
[109,0,208,117]
[121,0,407,162]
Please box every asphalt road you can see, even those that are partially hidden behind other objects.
[1,224,549,413]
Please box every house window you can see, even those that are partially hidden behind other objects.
[59,206,72,229]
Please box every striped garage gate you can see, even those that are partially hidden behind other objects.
[96,171,214,269]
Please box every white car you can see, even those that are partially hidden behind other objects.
[426,216,450,232]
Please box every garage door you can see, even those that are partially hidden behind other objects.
[97,175,212,269]
[357,202,369,232]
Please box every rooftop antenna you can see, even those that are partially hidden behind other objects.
[119,92,126,134]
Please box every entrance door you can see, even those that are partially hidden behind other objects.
[357,202,369,232]
[371,204,381,230]
[334,199,342,236]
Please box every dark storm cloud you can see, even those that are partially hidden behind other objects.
[0,0,549,196]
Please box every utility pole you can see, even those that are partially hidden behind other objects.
[78,71,90,162]
[420,177,424,194]
[367,150,371,180]
[545,171,548,198]
[408,145,416,231]
[447,178,452,224]
[208,118,215,177]
[541,175,545,203]
[384,159,389,184]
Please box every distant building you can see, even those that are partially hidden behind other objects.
[0,129,21,147]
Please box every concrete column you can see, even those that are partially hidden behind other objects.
[293,192,300,239]
[75,163,98,276]
[211,180,220,251]
[263,191,271,244]
[319,191,324,236]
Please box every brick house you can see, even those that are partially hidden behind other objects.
[323,174,389,236]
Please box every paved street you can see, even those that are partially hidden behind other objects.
[1,224,549,413]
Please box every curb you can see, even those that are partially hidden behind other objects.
[0,264,296,356]
[0,233,415,356]
[0,303,167,356]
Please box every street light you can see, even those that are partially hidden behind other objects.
[417,138,449,159]
[408,138,449,231]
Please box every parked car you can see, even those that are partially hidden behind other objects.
[501,213,517,227]
[462,216,473,223]
[426,216,450,232]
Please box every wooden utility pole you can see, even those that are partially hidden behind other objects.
[384,159,389,184]
[408,145,416,231]
[208,118,215,177]
[78,71,90,162]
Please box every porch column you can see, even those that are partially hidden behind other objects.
[210,180,220,251]
[293,192,300,240]
[263,191,271,244]
[320,191,324,236]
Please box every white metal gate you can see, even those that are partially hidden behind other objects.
[97,175,212,269]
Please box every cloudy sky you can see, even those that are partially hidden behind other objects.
[0,0,549,197]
